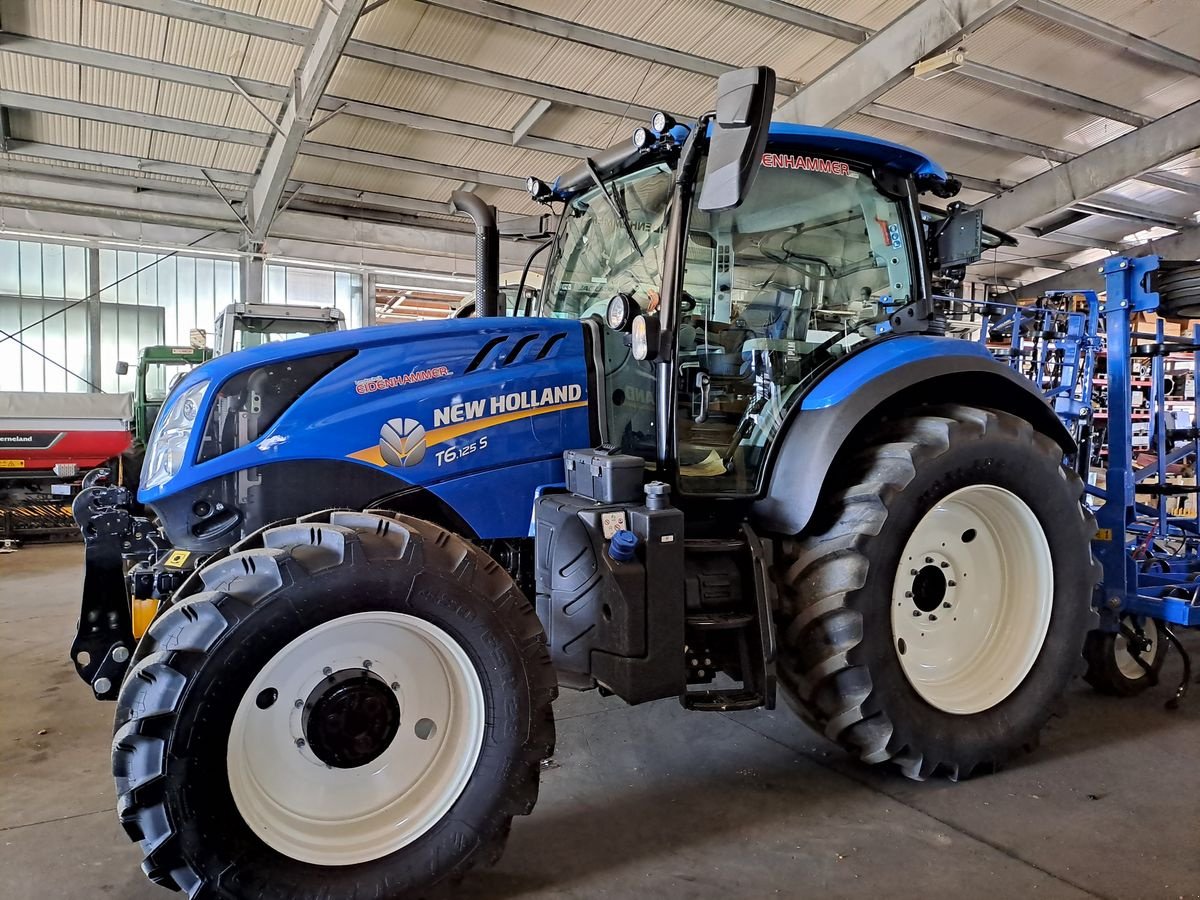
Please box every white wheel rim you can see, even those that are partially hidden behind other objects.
[227,611,485,866]
[890,484,1054,715]
[1114,616,1158,680]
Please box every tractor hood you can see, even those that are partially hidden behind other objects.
[139,318,593,542]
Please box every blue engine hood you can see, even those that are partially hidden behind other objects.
[142,317,593,538]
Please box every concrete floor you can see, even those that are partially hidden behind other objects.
[2,544,1198,900]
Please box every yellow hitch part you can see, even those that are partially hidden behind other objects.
[131,596,160,640]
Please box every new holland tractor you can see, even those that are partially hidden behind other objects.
[71,68,1097,898]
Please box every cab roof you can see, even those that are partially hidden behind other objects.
[763,123,948,181]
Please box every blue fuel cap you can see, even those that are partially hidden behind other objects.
[609,529,639,562]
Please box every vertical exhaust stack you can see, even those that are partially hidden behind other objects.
[451,191,501,317]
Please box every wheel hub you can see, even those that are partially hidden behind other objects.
[303,669,401,769]
[910,561,951,613]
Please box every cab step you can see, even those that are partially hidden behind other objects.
[686,611,754,629]
[681,689,764,712]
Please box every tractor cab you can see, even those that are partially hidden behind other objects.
[114,344,213,449]
[533,67,982,501]
[213,301,346,355]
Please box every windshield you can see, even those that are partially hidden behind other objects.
[541,163,674,319]
[144,361,201,402]
[231,319,336,352]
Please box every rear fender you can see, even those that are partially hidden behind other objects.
[753,338,1072,535]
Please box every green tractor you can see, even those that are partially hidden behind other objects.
[115,345,214,451]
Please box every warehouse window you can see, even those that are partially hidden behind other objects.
[97,249,240,393]
[0,239,92,392]
[265,263,364,327]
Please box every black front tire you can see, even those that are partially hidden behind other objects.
[776,405,1098,780]
[113,509,556,898]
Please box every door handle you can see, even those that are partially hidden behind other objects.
[693,370,711,423]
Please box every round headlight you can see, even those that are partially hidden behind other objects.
[605,293,640,332]
[651,111,675,134]
[632,126,651,149]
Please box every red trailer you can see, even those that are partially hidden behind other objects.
[0,392,132,540]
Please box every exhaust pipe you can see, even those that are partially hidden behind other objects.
[451,190,500,317]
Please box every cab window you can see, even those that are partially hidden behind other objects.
[676,151,917,494]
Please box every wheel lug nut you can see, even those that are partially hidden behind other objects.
[322,666,332,676]
[390,682,400,691]
[295,738,305,748]
[912,610,921,617]
[362,660,372,669]
[904,591,913,598]
[948,580,956,587]
[942,601,952,609]
[925,556,933,564]
[929,614,938,621]
[910,569,918,576]
[940,561,949,568]
[294,699,303,708]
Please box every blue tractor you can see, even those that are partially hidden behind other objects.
[74,68,1096,898]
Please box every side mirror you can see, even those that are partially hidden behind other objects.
[697,66,777,212]
[114,361,129,376]
[931,203,984,269]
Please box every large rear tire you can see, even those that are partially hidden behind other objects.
[113,509,556,898]
[776,405,1098,780]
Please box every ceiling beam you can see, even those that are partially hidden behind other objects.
[0,169,535,271]
[101,0,687,121]
[417,0,802,93]
[98,0,308,44]
[342,40,686,120]
[1018,0,1200,79]
[314,96,594,158]
[862,103,1074,162]
[954,61,1151,128]
[1138,170,1200,197]
[712,0,870,44]
[1012,226,1123,253]
[976,98,1200,233]
[0,90,270,145]
[300,141,526,190]
[774,0,1020,127]
[0,34,598,159]
[999,225,1200,298]
[1070,196,1191,230]
[249,0,367,242]
[511,99,550,147]
[0,145,528,227]
[0,35,289,102]
[4,141,253,186]
[0,106,10,152]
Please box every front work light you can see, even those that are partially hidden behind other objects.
[631,313,660,361]
[526,176,553,203]
[651,111,676,134]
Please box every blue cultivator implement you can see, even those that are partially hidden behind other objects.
[976,254,1200,704]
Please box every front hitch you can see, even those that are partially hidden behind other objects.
[69,476,165,699]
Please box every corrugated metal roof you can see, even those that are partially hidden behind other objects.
[1,0,1198,290]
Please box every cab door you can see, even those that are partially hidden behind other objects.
[671,152,920,498]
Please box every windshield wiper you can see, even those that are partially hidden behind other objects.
[584,158,644,259]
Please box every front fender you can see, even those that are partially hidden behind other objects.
[753,336,1072,535]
